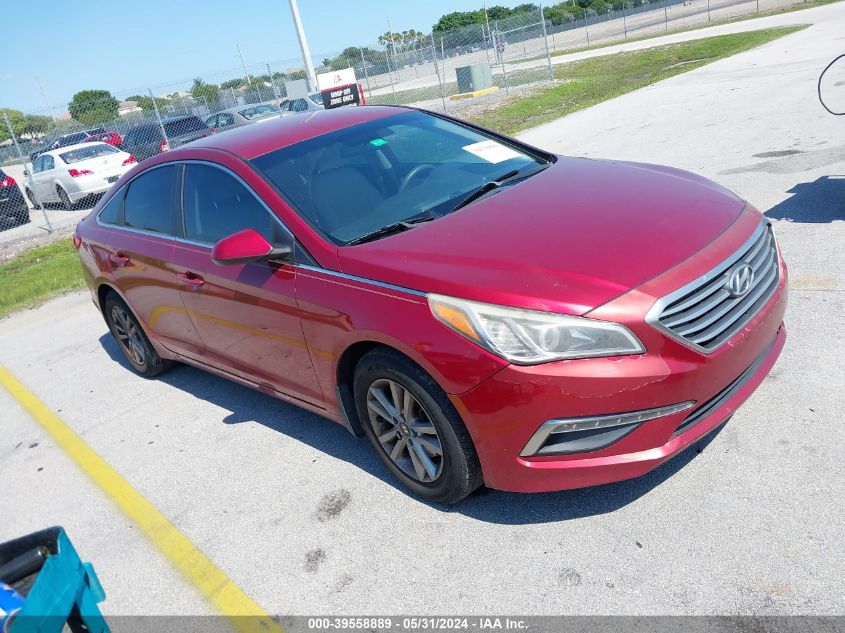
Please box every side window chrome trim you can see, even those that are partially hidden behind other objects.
[297,264,426,298]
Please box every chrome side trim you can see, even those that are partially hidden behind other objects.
[645,220,777,354]
[520,401,695,457]
[297,264,427,297]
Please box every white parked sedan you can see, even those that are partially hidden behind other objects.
[24,142,137,210]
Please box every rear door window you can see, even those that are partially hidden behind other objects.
[123,165,177,234]
[181,163,283,244]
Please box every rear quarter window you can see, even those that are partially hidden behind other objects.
[98,191,123,225]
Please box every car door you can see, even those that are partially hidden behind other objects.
[28,156,45,199]
[33,155,55,201]
[103,165,205,358]
[170,161,322,405]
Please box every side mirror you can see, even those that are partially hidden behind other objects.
[23,168,30,177]
[211,228,293,266]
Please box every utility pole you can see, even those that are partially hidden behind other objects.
[387,16,396,82]
[483,3,492,51]
[35,77,57,123]
[236,42,252,86]
[267,63,281,100]
[289,0,318,92]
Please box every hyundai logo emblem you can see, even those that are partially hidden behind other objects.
[726,263,754,297]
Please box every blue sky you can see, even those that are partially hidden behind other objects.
[1,0,527,113]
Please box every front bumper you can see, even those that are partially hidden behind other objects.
[452,213,788,493]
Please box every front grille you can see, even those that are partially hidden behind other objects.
[649,222,780,352]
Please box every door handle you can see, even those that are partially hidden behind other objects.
[108,252,130,268]
[177,271,205,289]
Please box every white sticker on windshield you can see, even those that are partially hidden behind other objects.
[462,140,522,164]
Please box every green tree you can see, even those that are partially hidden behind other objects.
[23,114,52,139]
[0,108,26,142]
[220,78,247,90]
[323,46,385,71]
[190,78,220,104]
[126,94,169,113]
[433,10,485,32]
[68,89,119,126]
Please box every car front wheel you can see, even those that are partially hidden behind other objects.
[353,348,483,504]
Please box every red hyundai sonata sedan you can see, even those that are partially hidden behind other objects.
[75,106,787,503]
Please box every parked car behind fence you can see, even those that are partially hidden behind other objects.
[24,142,138,210]
[0,169,29,231]
[120,115,212,161]
[205,103,286,135]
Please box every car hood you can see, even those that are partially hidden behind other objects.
[336,157,746,315]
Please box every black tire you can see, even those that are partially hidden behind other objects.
[353,348,482,504]
[104,292,171,378]
[57,185,73,210]
[16,207,30,225]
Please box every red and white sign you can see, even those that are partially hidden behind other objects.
[317,67,357,92]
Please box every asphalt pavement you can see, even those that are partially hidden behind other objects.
[1,6,843,618]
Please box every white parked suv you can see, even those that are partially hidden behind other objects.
[24,142,138,210]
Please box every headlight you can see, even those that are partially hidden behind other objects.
[428,294,645,364]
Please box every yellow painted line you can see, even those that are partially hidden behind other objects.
[0,363,284,633]
[449,86,500,100]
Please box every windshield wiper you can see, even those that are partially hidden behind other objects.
[346,215,434,246]
[447,164,550,215]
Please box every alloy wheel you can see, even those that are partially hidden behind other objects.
[366,378,444,483]
[111,305,146,367]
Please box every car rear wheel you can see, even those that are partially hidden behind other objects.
[104,293,171,378]
[353,348,483,504]
[57,186,73,210]
[16,207,30,225]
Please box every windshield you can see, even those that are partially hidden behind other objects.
[60,144,118,164]
[251,111,548,244]
[239,104,280,120]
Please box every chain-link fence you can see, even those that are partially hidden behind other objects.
[0,0,811,240]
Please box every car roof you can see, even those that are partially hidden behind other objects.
[185,105,406,160]
[43,141,117,157]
